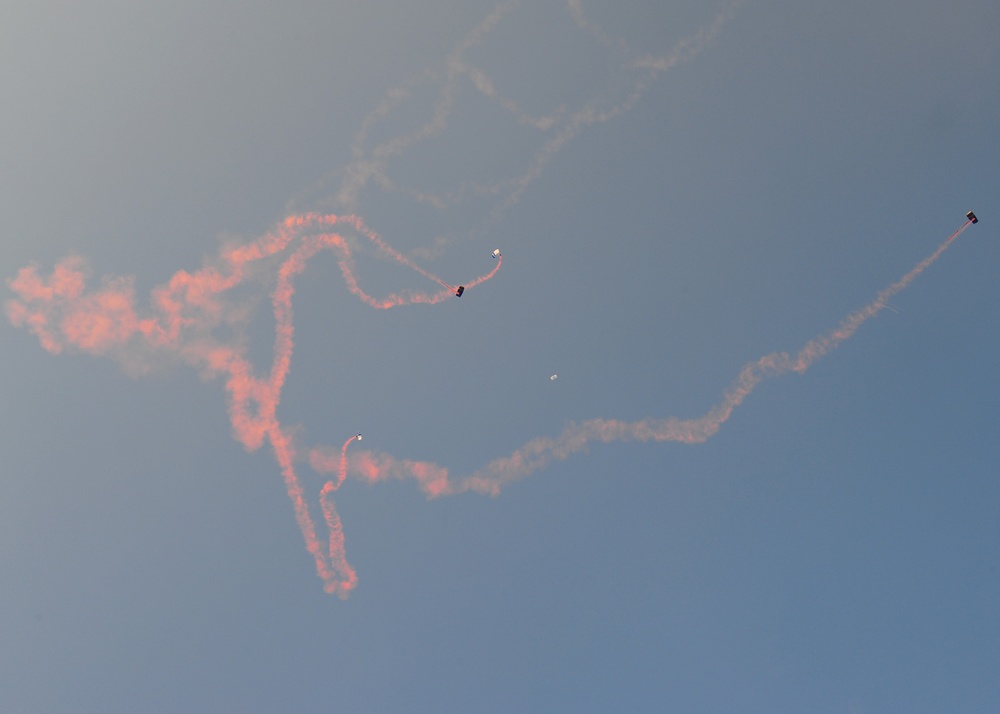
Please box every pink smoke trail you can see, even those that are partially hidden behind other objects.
[315,434,362,595]
[6,212,501,597]
[316,217,976,502]
[5,215,972,595]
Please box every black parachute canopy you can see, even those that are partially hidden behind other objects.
[455,286,465,297]
[967,211,978,224]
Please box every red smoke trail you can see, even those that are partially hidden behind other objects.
[466,254,502,289]
[315,434,362,594]
[788,218,973,371]
[5,216,971,595]
[6,212,501,598]
[312,218,976,504]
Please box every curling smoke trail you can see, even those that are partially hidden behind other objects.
[311,217,977,502]
[4,212,974,595]
[315,433,363,593]
[6,213,501,597]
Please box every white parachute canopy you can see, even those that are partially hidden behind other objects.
[550,374,557,381]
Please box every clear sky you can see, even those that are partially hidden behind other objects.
[3,1,999,711]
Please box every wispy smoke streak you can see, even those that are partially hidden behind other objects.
[335,0,740,225]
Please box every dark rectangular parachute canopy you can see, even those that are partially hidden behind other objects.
[455,286,465,297]
[966,211,978,224]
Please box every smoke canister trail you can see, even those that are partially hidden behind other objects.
[330,217,977,505]
[6,213,501,597]
[4,211,975,594]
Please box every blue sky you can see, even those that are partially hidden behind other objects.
[3,1,999,711]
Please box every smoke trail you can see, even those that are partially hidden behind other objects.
[314,434,362,595]
[6,213,501,597]
[333,1,740,226]
[316,218,975,501]
[4,209,974,595]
